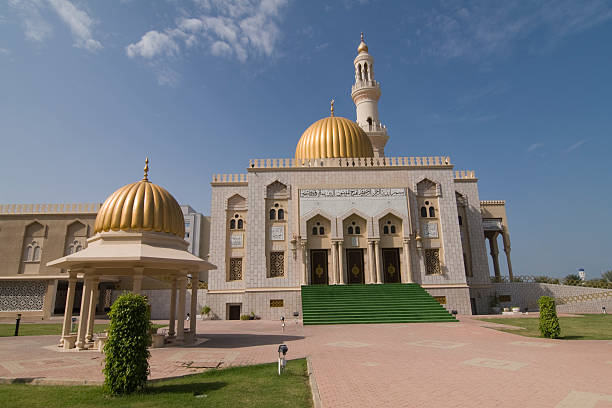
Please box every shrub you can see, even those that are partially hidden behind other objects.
[538,296,560,339]
[240,314,250,320]
[201,305,211,316]
[104,293,152,395]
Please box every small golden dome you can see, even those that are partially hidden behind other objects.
[357,32,368,53]
[94,161,185,238]
[295,115,374,160]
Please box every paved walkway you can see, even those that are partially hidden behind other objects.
[1,316,612,407]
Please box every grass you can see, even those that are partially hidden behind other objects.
[478,314,612,340]
[0,359,312,408]
[0,323,166,337]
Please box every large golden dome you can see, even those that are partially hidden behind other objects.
[295,113,374,160]
[94,160,185,238]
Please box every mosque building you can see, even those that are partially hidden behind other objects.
[207,34,513,320]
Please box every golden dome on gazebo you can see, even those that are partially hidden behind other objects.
[94,158,185,238]
[295,100,374,160]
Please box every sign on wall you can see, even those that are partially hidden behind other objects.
[230,233,243,248]
[351,236,359,247]
[271,226,285,241]
[422,222,438,238]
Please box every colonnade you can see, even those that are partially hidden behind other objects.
[61,269,199,350]
[485,230,513,279]
[300,239,414,285]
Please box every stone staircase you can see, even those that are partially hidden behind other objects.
[301,283,457,325]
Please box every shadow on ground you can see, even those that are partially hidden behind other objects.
[146,381,227,395]
[192,334,304,348]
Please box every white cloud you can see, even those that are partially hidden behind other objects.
[126,30,179,59]
[8,0,53,43]
[527,143,544,152]
[126,0,288,64]
[48,0,102,52]
[564,139,587,153]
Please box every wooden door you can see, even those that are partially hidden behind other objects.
[310,250,328,285]
[382,248,401,283]
[228,305,241,320]
[346,249,365,284]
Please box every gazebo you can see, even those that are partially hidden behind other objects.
[47,159,216,350]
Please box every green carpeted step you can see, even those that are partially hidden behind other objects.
[300,283,457,325]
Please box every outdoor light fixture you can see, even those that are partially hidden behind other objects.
[278,344,288,375]
[293,312,300,325]
[280,316,285,333]
[14,313,22,336]
[603,306,607,315]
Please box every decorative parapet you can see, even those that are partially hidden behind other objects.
[0,203,101,215]
[248,156,452,170]
[480,200,506,206]
[453,170,477,180]
[211,173,248,185]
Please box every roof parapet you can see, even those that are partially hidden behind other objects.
[0,203,101,215]
[248,156,452,170]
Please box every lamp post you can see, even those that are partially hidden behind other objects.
[278,344,288,375]
[14,313,22,336]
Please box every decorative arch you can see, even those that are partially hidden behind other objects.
[64,220,88,255]
[373,208,410,238]
[338,209,370,236]
[301,209,336,238]
[416,178,441,197]
[264,179,290,199]
[227,194,247,211]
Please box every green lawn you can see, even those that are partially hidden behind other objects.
[0,323,166,337]
[0,359,312,408]
[478,314,612,340]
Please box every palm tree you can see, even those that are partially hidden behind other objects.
[563,274,582,285]
[602,270,612,283]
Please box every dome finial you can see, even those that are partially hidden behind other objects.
[330,99,335,117]
[143,157,149,182]
[357,32,368,53]
[361,32,364,42]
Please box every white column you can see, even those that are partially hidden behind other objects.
[367,241,375,284]
[374,241,382,284]
[61,272,78,344]
[176,276,187,342]
[338,241,345,284]
[76,276,92,349]
[330,242,338,285]
[86,278,99,342]
[403,239,413,283]
[133,267,144,294]
[189,274,198,343]
[168,277,177,337]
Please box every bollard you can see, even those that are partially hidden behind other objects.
[14,313,22,336]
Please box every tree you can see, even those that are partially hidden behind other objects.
[538,296,561,339]
[602,270,612,283]
[563,274,582,285]
[104,293,152,395]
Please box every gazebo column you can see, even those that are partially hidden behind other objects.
[330,242,338,285]
[338,241,345,284]
[176,276,187,343]
[168,277,177,337]
[189,273,198,343]
[403,239,413,283]
[86,277,99,342]
[133,267,144,294]
[76,274,93,349]
[374,240,382,284]
[61,271,78,345]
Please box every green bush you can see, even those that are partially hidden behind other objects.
[103,293,152,395]
[201,305,211,316]
[240,314,250,320]
[538,296,561,339]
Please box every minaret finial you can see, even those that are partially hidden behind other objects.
[361,32,364,42]
[143,157,149,182]
[330,99,335,117]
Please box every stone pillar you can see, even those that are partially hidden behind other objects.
[301,242,308,285]
[168,277,177,337]
[330,242,338,285]
[488,233,501,278]
[176,276,187,342]
[61,271,78,343]
[338,241,345,284]
[86,278,99,342]
[189,274,198,343]
[367,241,375,284]
[76,276,93,349]
[502,229,514,280]
[133,267,144,294]
[374,241,382,284]
[403,239,413,283]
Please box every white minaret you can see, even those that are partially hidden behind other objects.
[351,33,389,157]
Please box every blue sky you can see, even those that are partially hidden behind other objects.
[1,0,611,279]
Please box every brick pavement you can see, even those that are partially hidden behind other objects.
[1,316,611,407]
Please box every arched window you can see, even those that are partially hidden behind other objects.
[319,226,324,235]
[390,225,396,234]
[237,219,243,229]
[312,227,318,235]
[358,64,362,80]
[33,246,41,261]
[277,209,284,220]
[230,219,236,229]
[76,245,82,252]
[367,117,372,127]
[355,226,361,234]
[25,246,32,261]
[348,226,354,235]
[364,63,368,80]
[383,225,389,234]
[458,216,462,226]
[269,209,276,220]
[429,207,435,218]
[421,207,427,217]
